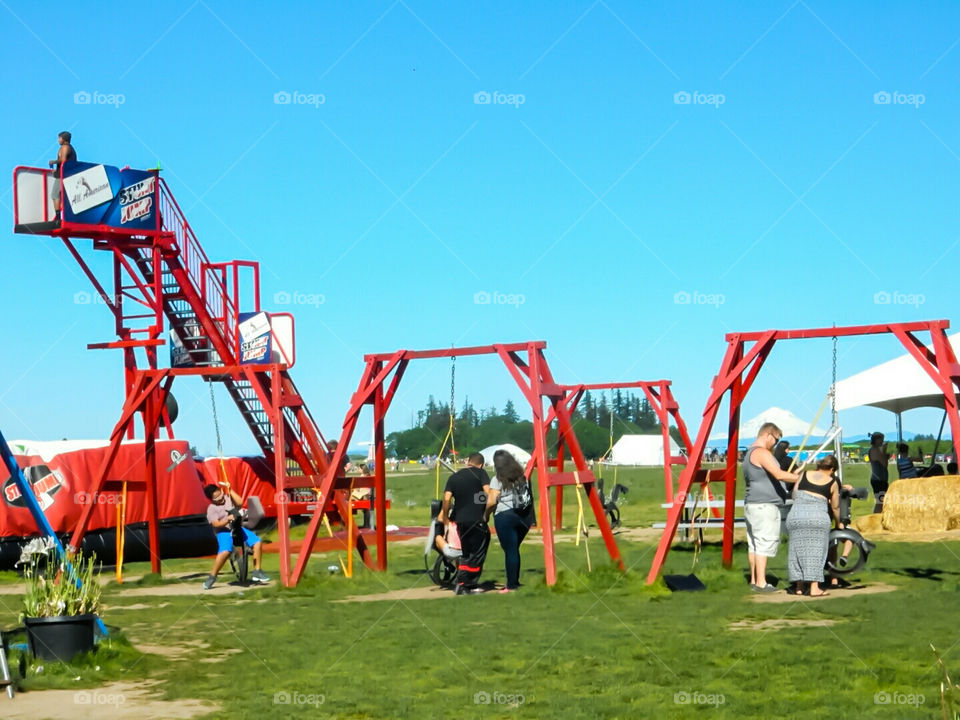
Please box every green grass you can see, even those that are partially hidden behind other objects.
[0,466,956,718]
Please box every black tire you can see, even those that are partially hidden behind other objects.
[429,554,457,587]
[235,545,249,585]
[825,528,874,575]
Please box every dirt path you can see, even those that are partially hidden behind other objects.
[2,680,217,719]
[749,582,897,604]
[729,618,839,631]
[333,584,453,603]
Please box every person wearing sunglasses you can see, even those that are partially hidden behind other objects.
[743,423,801,592]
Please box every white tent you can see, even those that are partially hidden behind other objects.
[708,407,827,442]
[608,434,679,466]
[478,443,532,467]
[834,333,960,413]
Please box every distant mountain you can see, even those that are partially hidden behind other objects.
[708,406,828,442]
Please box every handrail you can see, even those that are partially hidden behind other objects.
[157,178,237,360]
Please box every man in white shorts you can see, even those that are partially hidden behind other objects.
[742,422,800,592]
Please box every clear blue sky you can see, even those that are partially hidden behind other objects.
[1,1,958,456]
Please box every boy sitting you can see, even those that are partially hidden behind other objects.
[202,483,269,589]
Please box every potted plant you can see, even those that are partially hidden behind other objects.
[17,537,102,662]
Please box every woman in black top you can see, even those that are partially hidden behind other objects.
[785,455,841,597]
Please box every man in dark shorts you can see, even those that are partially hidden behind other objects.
[439,452,492,594]
[48,131,76,222]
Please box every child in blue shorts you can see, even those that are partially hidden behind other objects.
[202,483,269,589]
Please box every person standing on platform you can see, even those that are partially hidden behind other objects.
[47,131,76,223]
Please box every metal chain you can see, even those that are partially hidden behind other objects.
[450,355,456,417]
[831,333,838,425]
[209,382,223,458]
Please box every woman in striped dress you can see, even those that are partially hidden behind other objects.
[786,455,841,597]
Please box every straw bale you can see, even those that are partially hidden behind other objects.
[852,513,884,534]
[882,475,960,532]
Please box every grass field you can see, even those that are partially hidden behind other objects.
[1,464,958,719]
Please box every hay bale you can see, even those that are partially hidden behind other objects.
[853,513,884,535]
[882,475,960,532]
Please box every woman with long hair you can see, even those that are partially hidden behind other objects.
[785,454,841,597]
[487,449,535,593]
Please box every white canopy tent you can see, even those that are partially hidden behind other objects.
[478,443,532,467]
[608,434,680,466]
[834,332,960,443]
[708,407,828,442]
[834,333,960,414]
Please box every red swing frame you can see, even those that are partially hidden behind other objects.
[646,320,960,585]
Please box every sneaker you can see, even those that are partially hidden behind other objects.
[759,583,778,593]
[498,587,516,594]
[252,570,270,584]
[202,575,216,590]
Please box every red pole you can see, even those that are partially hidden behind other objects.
[374,378,387,571]
[723,341,744,568]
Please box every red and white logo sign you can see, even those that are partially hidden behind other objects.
[120,197,152,224]
[118,176,156,205]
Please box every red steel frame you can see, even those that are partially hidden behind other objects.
[645,320,960,585]
[288,342,627,587]
[535,381,694,530]
[13,164,334,578]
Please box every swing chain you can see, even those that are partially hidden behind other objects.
[831,334,838,423]
[449,355,456,419]
[209,382,224,458]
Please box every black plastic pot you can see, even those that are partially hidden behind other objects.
[23,614,98,662]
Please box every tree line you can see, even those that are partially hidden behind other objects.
[386,391,683,460]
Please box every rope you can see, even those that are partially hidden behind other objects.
[115,481,127,583]
[787,392,831,474]
[434,356,456,498]
[831,332,838,427]
[573,471,592,572]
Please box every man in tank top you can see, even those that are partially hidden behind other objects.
[48,131,77,222]
[743,423,800,592]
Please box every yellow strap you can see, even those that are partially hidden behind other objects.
[789,392,831,473]
[345,480,355,578]
[115,481,127,583]
[434,414,455,498]
[573,472,592,572]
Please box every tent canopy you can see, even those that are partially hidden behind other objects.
[609,434,679,466]
[834,333,960,414]
[478,443,531,467]
[708,407,827,442]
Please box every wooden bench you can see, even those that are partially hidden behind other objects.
[653,500,746,540]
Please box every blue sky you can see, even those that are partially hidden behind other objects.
[1,1,958,456]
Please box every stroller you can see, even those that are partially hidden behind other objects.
[424,499,461,587]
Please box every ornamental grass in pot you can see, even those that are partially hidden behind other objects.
[17,537,102,662]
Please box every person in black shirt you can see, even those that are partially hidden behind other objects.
[439,452,492,594]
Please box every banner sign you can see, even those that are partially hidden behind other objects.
[0,441,206,537]
[61,161,158,231]
[238,312,272,364]
[170,327,195,368]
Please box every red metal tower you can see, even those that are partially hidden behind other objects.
[13,162,338,580]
